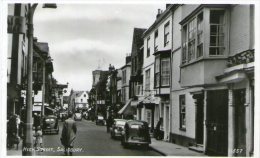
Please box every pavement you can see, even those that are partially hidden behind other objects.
[150,138,206,156]
[6,140,23,156]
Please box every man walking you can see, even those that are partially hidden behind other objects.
[60,112,77,156]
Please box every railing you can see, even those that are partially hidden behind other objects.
[227,49,254,67]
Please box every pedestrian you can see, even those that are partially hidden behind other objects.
[60,112,77,156]
[34,126,43,151]
[33,113,41,133]
[106,114,114,133]
[7,114,20,149]
[154,117,163,140]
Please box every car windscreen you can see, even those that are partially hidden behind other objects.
[98,116,104,119]
[45,118,55,122]
[116,121,126,126]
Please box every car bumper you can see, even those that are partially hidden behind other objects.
[43,128,58,133]
[126,138,151,145]
[113,132,123,137]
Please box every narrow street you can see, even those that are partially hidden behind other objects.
[37,120,161,156]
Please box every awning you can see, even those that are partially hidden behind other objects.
[118,99,133,115]
[131,100,141,107]
[45,106,56,112]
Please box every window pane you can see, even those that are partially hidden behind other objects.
[145,69,150,90]
[161,58,170,86]
[155,57,160,73]
[179,95,186,129]
[182,25,188,63]
[209,10,225,56]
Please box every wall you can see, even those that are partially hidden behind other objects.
[171,88,196,139]
[180,59,227,87]
[229,5,251,56]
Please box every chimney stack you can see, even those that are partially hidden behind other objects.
[156,9,162,19]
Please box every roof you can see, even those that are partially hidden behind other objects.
[131,28,146,55]
[143,4,180,38]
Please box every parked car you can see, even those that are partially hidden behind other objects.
[74,112,82,121]
[121,120,151,148]
[110,119,127,139]
[96,115,105,125]
[42,115,59,134]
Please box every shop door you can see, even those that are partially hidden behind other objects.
[206,90,228,156]
[234,89,246,156]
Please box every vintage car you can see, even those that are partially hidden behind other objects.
[74,112,82,121]
[110,119,127,139]
[42,115,59,134]
[121,120,151,148]
[96,115,105,125]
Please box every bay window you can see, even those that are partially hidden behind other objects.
[181,8,227,65]
[154,53,170,88]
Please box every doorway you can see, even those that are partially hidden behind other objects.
[206,90,228,156]
[234,89,246,156]
[194,93,204,145]
[165,106,170,140]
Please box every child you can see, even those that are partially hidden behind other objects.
[34,126,43,151]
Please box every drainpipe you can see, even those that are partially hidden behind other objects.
[169,7,174,143]
[41,60,45,124]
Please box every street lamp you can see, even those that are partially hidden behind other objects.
[23,3,57,156]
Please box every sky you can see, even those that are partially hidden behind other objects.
[33,3,166,93]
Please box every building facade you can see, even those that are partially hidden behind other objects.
[129,28,146,120]
[140,6,173,135]
[7,4,29,118]
[170,4,254,157]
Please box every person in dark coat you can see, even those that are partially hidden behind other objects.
[60,112,77,156]
[154,117,163,140]
[33,113,41,133]
[7,114,19,149]
[106,114,114,133]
